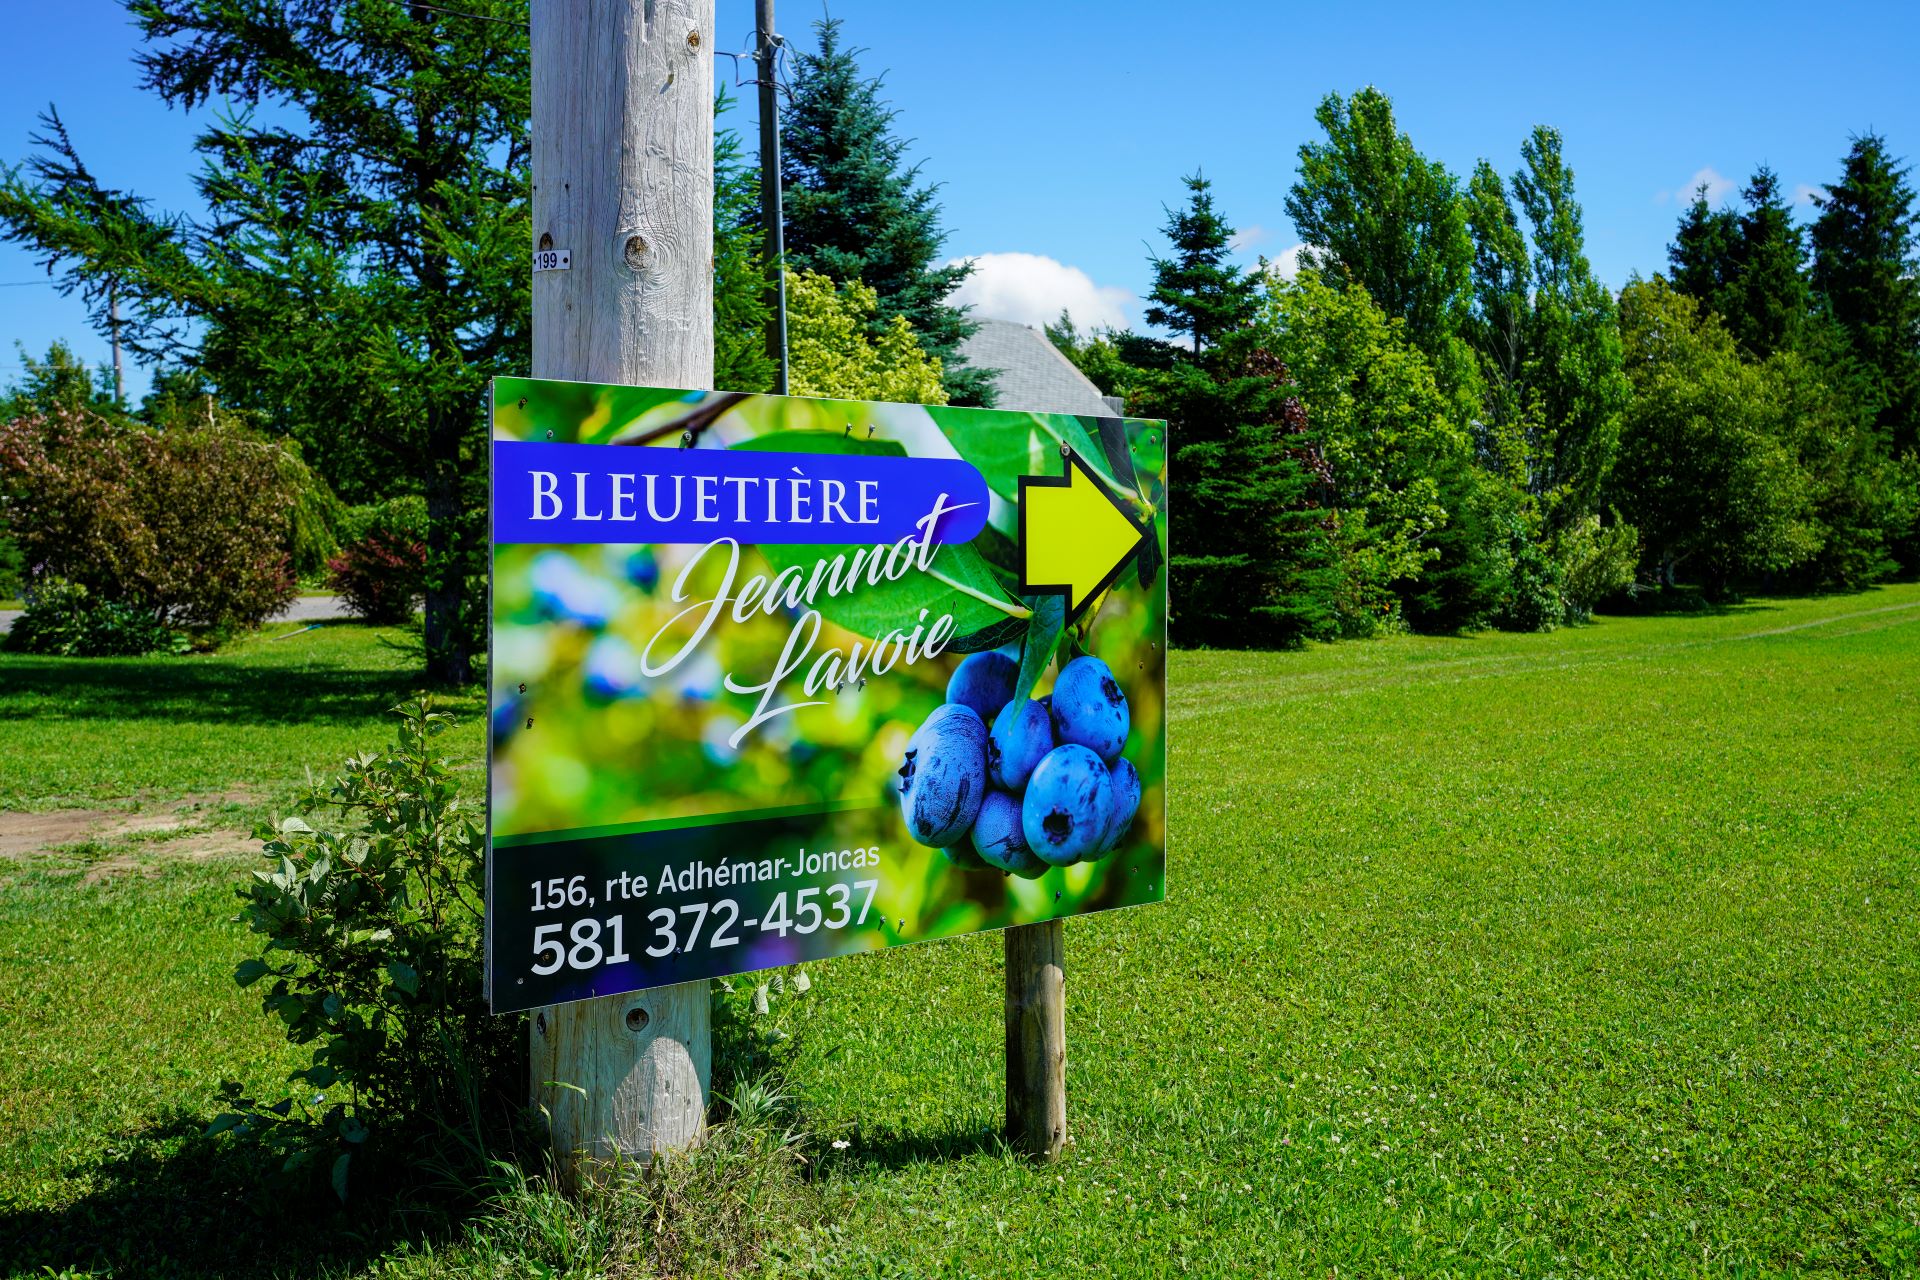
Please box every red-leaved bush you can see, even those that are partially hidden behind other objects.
[0,409,298,631]
[328,529,426,623]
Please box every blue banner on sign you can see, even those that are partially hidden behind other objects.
[492,441,991,546]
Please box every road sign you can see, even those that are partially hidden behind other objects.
[487,377,1167,1014]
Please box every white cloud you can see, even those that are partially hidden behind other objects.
[1659,166,1737,206]
[1264,243,1310,282]
[1793,182,1823,206]
[946,252,1134,332]
[1228,223,1270,252]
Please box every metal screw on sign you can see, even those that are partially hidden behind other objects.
[525,717,533,730]
[1059,443,1071,458]
[681,430,694,448]
[545,429,554,440]
[518,396,528,410]
[518,682,527,694]
[866,425,874,438]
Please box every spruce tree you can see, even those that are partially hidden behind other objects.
[1810,133,1920,457]
[1143,173,1259,357]
[1668,168,1810,359]
[1668,186,1739,311]
[1148,354,1338,647]
[779,18,990,405]
[714,93,775,394]
[1730,167,1811,358]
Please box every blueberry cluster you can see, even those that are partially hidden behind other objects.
[896,651,1141,877]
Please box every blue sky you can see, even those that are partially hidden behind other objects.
[4,0,1916,401]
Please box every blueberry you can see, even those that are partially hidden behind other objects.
[624,548,660,591]
[896,703,988,847]
[490,695,522,746]
[1049,655,1129,763]
[1093,756,1142,860]
[971,789,1045,877]
[944,841,991,870]
[1021,744,1114,866]
[945,651,1017,724]
[529,551,621,628]
[988,698,1054,793]
[583,635,645,702]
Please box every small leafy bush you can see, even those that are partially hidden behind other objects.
[217,701,521,1201]
[0,408,299,631]
[1494,516,1565,633]
[329,497,428,622]
[5,575,182,656]
[1557,513,1641,624]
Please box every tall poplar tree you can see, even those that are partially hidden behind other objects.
[1143,173,1259,358]
[779,18,990,405]
[1286,87,1477,402]
[0,0,530,684]
[1510,126,1629,527]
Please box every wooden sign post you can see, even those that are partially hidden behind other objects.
[526,0,716,1177]
[1005,918,1066,1160]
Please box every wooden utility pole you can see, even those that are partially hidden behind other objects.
[754,0,788,393]
[528,0,715,1177]
[108,283,124,405]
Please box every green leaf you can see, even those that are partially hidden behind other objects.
[331,1152,351,1203]
[733,429,905,458]
[929,407,1116,505]
[339,1115,369,1144]
[385,959,420,996]
[1012,594,1067,707]
[234,958,270,988]
[730,430,1027,641]
[204,1113,243,1137]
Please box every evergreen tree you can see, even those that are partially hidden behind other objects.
[1141,353,1338,647]
[714,92,775,394]
[1143,173,1259,357]
[1285,87,1478,402]
[0,0,529,684]
[1667,168,1810,359]
[779,18,991,405]
[1730,167,1811,358]
[1810,133,1920,458]
[1668,186,1739,310]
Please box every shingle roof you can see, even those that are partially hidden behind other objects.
[959,318,1121,418]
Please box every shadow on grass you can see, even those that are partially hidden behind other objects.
[0,1112,454,1280]
[0,646,457,728]
[827,1120,1008,1175]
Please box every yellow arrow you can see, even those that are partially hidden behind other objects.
[1018,451,1149,622]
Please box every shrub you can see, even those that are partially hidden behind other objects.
[5,575,182,656]
[0,408,299,631]
[217,701,521,1200]
[329,498,428,622]
[1557,513,1641,624]
[1494,516,1565,633]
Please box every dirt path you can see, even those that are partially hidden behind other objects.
[0,804,254,884]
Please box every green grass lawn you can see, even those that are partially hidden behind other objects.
[2,590,1918,1277]
[0,621,483,817]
